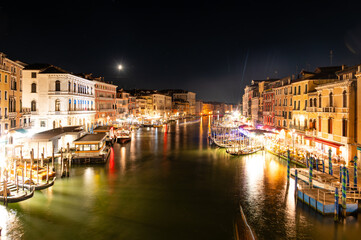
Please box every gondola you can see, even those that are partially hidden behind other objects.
[0,181,35,203]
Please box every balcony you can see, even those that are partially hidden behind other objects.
[341,136,348,144]
[0,65,10,72]
[21,108,31,115]
[289,124,306,131]
[323,107,335,113]
[305,129,317,137]
[328,134,333,140]
[306,107,318,112]
[9,112,17,118]
[340,108,349,113]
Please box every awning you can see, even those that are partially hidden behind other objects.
[313,137,344,148]
[15,128,28,134]
[304,136,314,141]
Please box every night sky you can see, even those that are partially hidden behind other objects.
[1,0,361,104]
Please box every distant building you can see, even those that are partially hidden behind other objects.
[196,100,203,115]
[160,89,196,115]
[116,89,129,120]
[92,78,117,125]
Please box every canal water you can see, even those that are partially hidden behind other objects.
[1,117,361,239]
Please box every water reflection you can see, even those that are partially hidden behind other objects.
[1,116,361,239]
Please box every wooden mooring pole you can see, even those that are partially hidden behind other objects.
[334,187,339,221]
[52,144,55,171]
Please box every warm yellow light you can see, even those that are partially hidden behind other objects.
[118,64,123,70]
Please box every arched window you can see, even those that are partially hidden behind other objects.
[31,83,37,93]
[55,99,61,111]
[328,118,333,134]
[343,90,347,108]
[342,119,347,137]
[55,80,61,91]
[313,98,317,107]
[318,94,322,108]
[74,83,76,92]
[298,86,301,95]
[329,92,333,107]
[68,81,71,92]
[310,99,313,107]
[31,100,36,111]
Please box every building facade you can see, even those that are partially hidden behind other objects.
[22,64,96,132]
[93,80,117,125]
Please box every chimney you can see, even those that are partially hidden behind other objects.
[342,65,346,70]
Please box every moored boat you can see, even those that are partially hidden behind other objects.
[115,129,131,144]
[226,146,264,156]
[0,181,35,204]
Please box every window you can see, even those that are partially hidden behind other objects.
[294,87,296,95]
[328,118,333,134]
[343,90,347,108]
[290,98,292,106]
[40,121,46,127]
[74,83,76,92]
[55,99,61,111]
[318,94,322,108]
[5,75,7,83]
[310,99,313,107]
[298,101,300,110]
[31,83,37,93]
[342,119,347,137]
[31,100,36,111]
[31,72,37,78]
[318,117,322,132]
[298,86,301,95]
[55,80,61,91]
[305,100,307,109]
[68,81,71,91]
[69,99,71,111]
[4,91,7,100]
[329,92,333,107]
[313,98,317,107]
[305,84,308,93]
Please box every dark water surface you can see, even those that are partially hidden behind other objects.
[1,117,361,239]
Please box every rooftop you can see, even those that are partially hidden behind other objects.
[29,126,84,141]
[74,133,107,143]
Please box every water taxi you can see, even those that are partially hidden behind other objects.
[72,133,110,164]
[115,129,131,144]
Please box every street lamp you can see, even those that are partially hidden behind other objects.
[118,64,123,70]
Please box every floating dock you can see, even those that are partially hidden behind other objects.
[296,187,358,215]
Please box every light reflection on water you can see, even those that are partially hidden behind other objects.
[1,116,361,239]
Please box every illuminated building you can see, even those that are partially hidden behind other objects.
[116,89,129,120]
[273,76,292,129]
[22,64,96,131]
[314,65,357,164]
[93,79,117,125]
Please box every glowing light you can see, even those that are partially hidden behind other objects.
[118,64,123,70]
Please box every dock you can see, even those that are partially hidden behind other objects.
[296,185,359,215]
